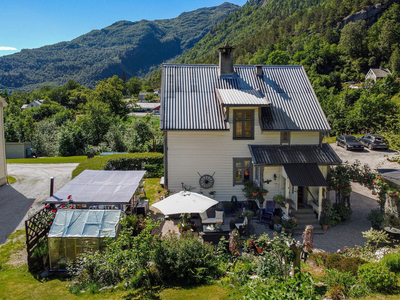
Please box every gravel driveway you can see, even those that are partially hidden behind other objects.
[0,163,78,245]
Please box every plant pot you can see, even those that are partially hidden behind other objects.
[256,246,263,254]
[262,192,267,196]
[322,224,328,230]
[273,224,282,232]
[252,192,259,196]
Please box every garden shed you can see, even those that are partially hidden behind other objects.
[48,209,122,270]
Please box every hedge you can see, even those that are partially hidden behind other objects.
[72,153,164,179]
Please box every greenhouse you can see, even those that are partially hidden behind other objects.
[48,209,122,270]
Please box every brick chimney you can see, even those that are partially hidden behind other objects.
[218,42,234,77]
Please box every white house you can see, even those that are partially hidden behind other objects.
[160,44,341,219]
[365,68,391,82]
[0,96,8,186]
[21,99,43,110]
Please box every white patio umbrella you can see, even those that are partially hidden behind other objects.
[150,191,218,215]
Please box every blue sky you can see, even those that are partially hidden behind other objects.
[0,0,247,57]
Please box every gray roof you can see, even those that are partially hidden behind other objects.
[161,64,330,131]
[370,68,391,78]
[248,143,341,166]
[48,209,121,238]
[137,102,160,109]
[45,170,146,204]
[377,169,400,186]
[284,164,327,187]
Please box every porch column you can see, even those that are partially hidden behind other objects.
[318,186,323,220]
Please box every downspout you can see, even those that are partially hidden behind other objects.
[160,65,168,188]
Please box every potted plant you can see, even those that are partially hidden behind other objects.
[251,185,260,196]
[320,199,332,230]
[261,188,269,196]
[282,216,297,234]
[367,209,384,230]
[273,194,285,206]
[273,215,282,232]
[209,191,216,199]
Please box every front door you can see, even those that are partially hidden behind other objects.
[297,186,304,205]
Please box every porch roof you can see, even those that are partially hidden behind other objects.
[248,143,341,166]
[284,164,327,187]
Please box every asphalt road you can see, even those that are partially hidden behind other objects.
[0,163,78,245]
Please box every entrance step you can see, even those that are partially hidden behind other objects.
[292,205,323,235]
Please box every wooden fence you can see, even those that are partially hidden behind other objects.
[25,207,53,269]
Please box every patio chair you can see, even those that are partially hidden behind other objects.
[199,210,224,225]
[259,201,275,223]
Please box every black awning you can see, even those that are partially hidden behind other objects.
[284,164,327,187]
[248,143,342,166]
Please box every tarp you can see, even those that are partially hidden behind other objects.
[48,209,122,238]
[45,170,146,204]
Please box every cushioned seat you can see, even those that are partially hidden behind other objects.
[200,210,224,224]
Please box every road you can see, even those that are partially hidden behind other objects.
[0,163,78,245]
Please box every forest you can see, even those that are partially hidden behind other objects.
[175,0,400,140]
[1,76,163,157]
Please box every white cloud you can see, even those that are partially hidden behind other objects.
[0,46,17,51]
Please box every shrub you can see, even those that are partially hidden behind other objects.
[326,254,367,275]
[72,152,163,178]
[153,231,222,284]
[358,263,397,293]
[243,272,319,300]
[309,252,329,267]
[381,252,400,274]
[325,269,356,295]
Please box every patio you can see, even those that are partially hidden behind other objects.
[154,183,381,253]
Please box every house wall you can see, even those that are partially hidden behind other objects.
[166,106,322,201]
[0,100,7,186]
[5,142,31,159]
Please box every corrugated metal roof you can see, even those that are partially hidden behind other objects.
[161,64,330,131]
[48,209,121,238]
[216,89,270,107]
[371,68,391,78]
[45,170,146,204]
[284,164,327,186]
[248,143,341,166]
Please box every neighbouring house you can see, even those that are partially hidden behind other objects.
[135,102,161,114]
[48,209,122,270]
[5,142,32,159]
[45,170,147,214]
[21,99,43,110]
[160,44,341,219]
[0,96,7,186]
[365,67,391,82]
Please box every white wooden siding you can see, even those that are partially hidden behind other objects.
[262,166,282,200]
[291,131,320,145]
[166,107,324,201]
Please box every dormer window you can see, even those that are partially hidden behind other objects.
[233,109,254,139]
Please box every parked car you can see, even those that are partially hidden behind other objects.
[357,134,389,150]
[336,135,364,151]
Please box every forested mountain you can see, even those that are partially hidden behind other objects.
[0,2,238,91]
[175,0,400,137]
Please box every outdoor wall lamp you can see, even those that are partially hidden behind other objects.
[274,174,277,180]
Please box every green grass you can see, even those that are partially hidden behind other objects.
[7,156,87,164]
[0,229,237,299]
[323,134,364,144]
[7,175,16,184]
[144,178,164,205]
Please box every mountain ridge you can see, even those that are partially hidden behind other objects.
[0,2,238,91]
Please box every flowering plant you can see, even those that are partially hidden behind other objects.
[302,225,314,250]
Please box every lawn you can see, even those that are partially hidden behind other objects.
[0,229,237,300]
[7,156,87,164]
[7,175,16,184]
[144,178,164,205]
